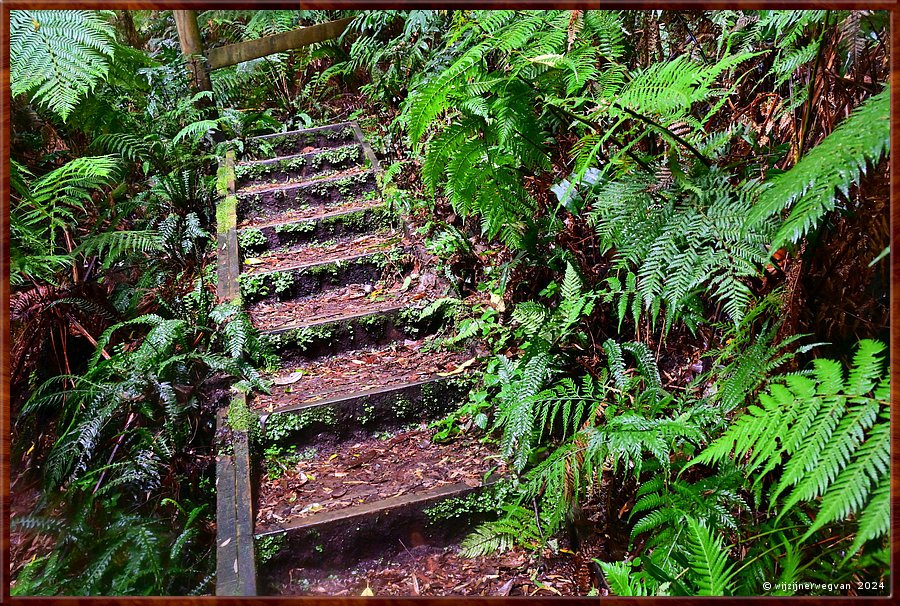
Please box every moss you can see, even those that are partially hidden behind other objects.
[216,158,234,197]
[227,396,260,439]
[217,195,238,233]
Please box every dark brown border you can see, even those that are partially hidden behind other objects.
[2,3,897,603]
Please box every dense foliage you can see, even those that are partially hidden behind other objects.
[9,9,890,596]
[385,9,890,596]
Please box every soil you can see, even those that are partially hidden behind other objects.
[248,278,433,332]
[256,427,506,532]
[242,231,403,276]
[275,544,584,596]
[252,338,474,411]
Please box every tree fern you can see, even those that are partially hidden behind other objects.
[11,10,116,121]
[747,88,889,248]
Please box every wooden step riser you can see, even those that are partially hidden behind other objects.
[236,146,366,190]
[260,378,471,445]
[260,309,452,365]
[237,174,378,224]
[242,124,358,161]
[239,255,398,305]
[239,205,391,251]
[254,484,485,584]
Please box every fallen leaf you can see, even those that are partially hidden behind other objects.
[495,578,515,596]
[437,357,476,377]
[273,372,304,385]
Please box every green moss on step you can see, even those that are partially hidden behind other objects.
[227,396,260,439]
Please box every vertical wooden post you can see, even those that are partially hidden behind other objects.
[173,10,212,95]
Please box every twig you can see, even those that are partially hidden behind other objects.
[533,496,545,541]
[69,317,111,360]
[93,411,137,495]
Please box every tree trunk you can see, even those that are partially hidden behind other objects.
[173,10,213,95]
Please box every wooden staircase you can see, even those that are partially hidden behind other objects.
[214,121,497,595]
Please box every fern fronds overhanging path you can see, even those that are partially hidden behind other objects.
[214,120,502,595]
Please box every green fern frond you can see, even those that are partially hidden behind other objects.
[694,340,889,557]
[748,88,889,248]
[11,10,115,120]
[684,517,735,596]
[460,504,541,556]
[599,561,649,596]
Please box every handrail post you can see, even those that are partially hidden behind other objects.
[173,10,213,96]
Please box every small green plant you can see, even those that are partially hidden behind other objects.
[238,228,267,251]
[271,271,294,295]
[264,407,337,442]
[255,533,286,565]
[263,444,315,479]
[274,220,316,235]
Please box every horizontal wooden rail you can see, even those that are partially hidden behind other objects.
[208,17,353,70]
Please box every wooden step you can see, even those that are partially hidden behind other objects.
[243,122,358,161]
[253,425,505,575]
[238,200,390,246]
[260,376,469,440]
[253,340,474,411]
[237,170,379,225]
[236,143,366,189]
[238,247,411,305]
[240,229,402,269]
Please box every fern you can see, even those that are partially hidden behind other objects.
[684,517,736,596]
[460,504,542,557]
[589,168,774,326]
[694,339,890,556]
[76,229,162,269]
[11,10,115,121]
[747,88,889,248]
[598,561,649,596]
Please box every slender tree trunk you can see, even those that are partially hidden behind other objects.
[115,10,144,49]
[173,10,213,96]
